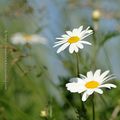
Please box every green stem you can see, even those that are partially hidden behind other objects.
[92,94,95,120]
[76,53,80,77]
[75,53,88,120]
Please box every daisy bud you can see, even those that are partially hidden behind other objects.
[92,10,101,21]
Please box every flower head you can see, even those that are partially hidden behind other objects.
[11,33,47,45]
[92,10,101,21]
[66,69,116,101]
[53,26,93,54]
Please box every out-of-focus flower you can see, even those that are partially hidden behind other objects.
[40,110,48,118]
[92,10,101,21]
[53,26,93,54]
[66,69,116,101]
[11,33,47,45]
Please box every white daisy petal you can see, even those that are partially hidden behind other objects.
[79,30,86,37]
[62,34,70,38]
[57,42,70,53]
[95,88,103,94]
[94,69,101,79]
[87,30,93,33]
[103,77,116,83]
[102,75,116,83]
[69,44,75,54]
[100,70,110,81]
[54,40,67,44]
[53,42,65,47]
[86,90,94,95]
[56,38,65,40]
[82,91,90,102]
[78,26,83,32]
[66,82,83,93]
[80,41,92,45]
[70,78,84,83]
[81,33,93,40]
[86,26,90,30]
[69,78,79,82]
[78,88,86,94]
[80,74,87,79]
[87,71,94,79]
[74,44,79,53]
[55,40,64,43]
[55,38,68,43]
[76,42,84,49]
[73,28,78,34]
[66,31,73,36]
[99,84,117,89]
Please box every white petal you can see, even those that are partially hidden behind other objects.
[100,70,110,82]
[95,88,103,94]
[69,78,79,82]
[94,69,101,79]
[102,74,116,82]
[56,37,65,40]
[29,35,43,44]
[73,28,78,34]
[66,31,73,36]
[69,44,75,54]
[87,30,93,33]
[78,88,86,93]
[53,42,65,47]
[99,84,117,89]
[82,91,89,102]
[55,39,68,44]
[11,33,26,44]
[86,90,94,95]
[87,71,94,80]
[86,26,90,30]
[62,34,70,38]
[74,44,79,53]
[57,42,70,53]
[81,33,93,40]
[79,30,86,37]
[80,41,92,45]
[80,74,87,79]
[66,82,83,93]
[55,40,65,43]
[76,42,84,49]
[69,78,85,83]
[78,26,83,32]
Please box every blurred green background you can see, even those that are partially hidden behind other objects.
[0,0,120,120]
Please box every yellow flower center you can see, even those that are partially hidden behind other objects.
[24,35,32,41]
[67,36,80,43]
[85,81,99,89]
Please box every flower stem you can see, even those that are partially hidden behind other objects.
[75,53,88,120]
[92,94,95,120]
[76,53,80,77]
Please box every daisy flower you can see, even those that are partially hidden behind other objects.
[11,33,47,45]
[53,26,93,53]
[66,69,116,101]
